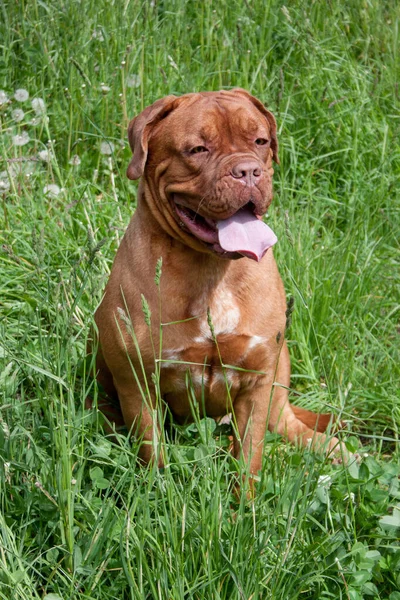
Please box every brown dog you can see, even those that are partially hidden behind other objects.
[93,89,342,474]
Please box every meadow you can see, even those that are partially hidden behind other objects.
[0,1,399,598]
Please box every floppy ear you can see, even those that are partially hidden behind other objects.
[126,95,177,180]
[231,88,280,164]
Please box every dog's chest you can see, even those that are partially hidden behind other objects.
[159,286,269,417]
[193,287,241,337]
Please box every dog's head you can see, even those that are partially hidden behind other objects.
[127,89,279,261]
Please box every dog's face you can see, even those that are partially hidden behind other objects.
[127,89,279,260]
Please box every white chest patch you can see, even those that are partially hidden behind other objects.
[197,288,241,337]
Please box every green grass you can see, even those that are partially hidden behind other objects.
[0,0,399,598]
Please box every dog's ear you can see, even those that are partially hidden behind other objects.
[127,95,177,180]
[231,88,279,164]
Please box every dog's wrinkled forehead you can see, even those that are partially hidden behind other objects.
[151,96,269,150]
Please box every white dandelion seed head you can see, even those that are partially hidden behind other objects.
[100,141,114,155]
[126,74,141,88]
[38,149,51,162]
[43,184,61,198]
[13,131,30,146]
[92,28,105,41]
[1,164,20,180]
[0,177,11,192]
[0,90,9,106]
[32,97,46,115]
[100,84,111,94]
[14,88,29,102]
[69,154,81,166]
[12,109,25,122]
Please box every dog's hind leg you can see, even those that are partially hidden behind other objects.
[269,341,345,456]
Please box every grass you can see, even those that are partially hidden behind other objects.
[0,0,399,598]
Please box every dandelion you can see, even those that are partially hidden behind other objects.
[0,90,9,106]
[13,131,30,146]
[38,149,51,162]
[126,74,141,88]
[3,164,20,179]
[69,154,81,166]
[0,177,10,192]
[100,83,111,94]
[100,141,114,155]
[43,184,61,198]
[14,88,29,102]
[32,97,46,115]
[12,109,25,122]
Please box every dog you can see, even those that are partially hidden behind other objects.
[92,89,343,475]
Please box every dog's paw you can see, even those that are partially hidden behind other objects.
[328,438,360,465]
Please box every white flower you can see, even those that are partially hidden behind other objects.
[126,74,141,88]
[43,184,61,198]
[14,88,29,102]
[318,475,332,488]
[69,154,81,166]
[0,90,9,106]
[12,109,25,122]
[92,28,105,41]
[100,84,111,94]
[13,131,30,146]
[32,98,46,115]
[38,149,51,162]
[100,141,114,155]
[344,492,356,503]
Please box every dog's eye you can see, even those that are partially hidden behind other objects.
[255,138,268,146]
[190,145,208,154]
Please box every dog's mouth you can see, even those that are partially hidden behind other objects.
[173,198,277,262]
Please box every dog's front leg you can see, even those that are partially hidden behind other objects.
[114,376,165,467]
[232,377,274,477]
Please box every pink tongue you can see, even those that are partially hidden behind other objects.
[216,208,277,262]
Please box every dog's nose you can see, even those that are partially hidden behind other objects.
[230,160,262,185]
